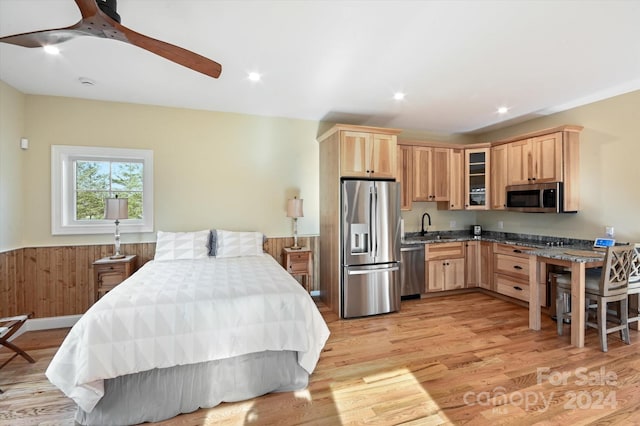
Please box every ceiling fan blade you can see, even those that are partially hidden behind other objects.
[75,0,99,18]
[117,24,222,79]
[0,0,222,79]
[0,28,80,48]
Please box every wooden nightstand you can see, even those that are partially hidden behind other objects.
[93,255,137,301]
[282,247,313,293]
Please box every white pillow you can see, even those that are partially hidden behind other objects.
[154,230,210,261]
[216,230,264,258]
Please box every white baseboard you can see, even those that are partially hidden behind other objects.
[26,314,81,332]
[6,314,80,342]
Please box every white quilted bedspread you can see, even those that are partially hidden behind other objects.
[45,255,330,413]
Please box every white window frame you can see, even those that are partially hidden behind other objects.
[51,145,154,235]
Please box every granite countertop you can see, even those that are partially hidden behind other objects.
[524,247,606,263]
[402,231,608,262]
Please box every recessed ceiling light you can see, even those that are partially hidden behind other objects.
[248,72,261,82]
[497,106,509,114]
[43,45,60,55]
[393,92,406,101]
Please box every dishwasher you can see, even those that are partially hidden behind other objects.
[400,245,425,298]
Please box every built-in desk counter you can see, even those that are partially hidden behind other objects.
[526,247,605,348]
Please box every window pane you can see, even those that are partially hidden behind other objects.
[111,162,143,191]
[76,190,109,220]
[76,161,109,190]
[75,160,145,220]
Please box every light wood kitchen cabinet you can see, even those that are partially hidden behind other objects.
[493,243,546,306]
[465,240,493,289]
[437,148,464,210]
[490,144,508,210]
[341,131,397,179]
[397,144,413,211]
[464,148,490,210]
[425,242,465,292]
[413,146,450,202]
[507,132,562,185]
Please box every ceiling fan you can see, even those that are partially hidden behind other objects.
[0,0,222,78]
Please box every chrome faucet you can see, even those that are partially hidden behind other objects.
[421,212,431,236]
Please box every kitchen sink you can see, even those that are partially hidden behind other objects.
[403,235,460,244]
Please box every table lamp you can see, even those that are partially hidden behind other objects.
[286,197,304,250]
[104,195,128,259]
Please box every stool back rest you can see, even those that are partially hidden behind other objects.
[629,243,640,284]
[600,245,635,296]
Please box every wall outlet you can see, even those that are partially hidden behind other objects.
[498,221,504,229]
[605,226,615,238]
[449,220,456,229]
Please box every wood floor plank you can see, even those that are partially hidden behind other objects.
[1,293,640,425]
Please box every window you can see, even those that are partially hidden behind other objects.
[52,145,153,235]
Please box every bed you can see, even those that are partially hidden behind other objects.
[45,230,330,425]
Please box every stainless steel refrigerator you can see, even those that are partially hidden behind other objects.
[341,179,401,318]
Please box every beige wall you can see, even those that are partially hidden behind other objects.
[0,80,26,251]
[474,90,640,243]
[5,81,639,247]
[20,95,321,247]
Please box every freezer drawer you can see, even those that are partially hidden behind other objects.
[342,264,400,318]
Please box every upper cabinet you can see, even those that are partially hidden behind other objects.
[437,147,464,210]
[464,148,490,210]
[397,144,413,211]
[498,127,582,212]
[341,131,398,179]
[507,132,562,185]
[413,146,450,202]
[490,144,508,210]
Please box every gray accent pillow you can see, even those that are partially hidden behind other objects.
[208,229,217,256]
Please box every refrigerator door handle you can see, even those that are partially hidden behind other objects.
[368,186,375,257]
[371,183,379,258]
[347,266,400,275]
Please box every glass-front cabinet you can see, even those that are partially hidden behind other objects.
[464,148,490,210]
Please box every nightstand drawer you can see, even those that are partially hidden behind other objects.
[288,252,309,262]
[288,260,309,273]
[98,270,126,287]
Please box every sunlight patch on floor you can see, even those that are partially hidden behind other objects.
[330,367,452,424]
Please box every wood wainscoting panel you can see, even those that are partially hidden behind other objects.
[0,236,318,319]
[0,248,24,318]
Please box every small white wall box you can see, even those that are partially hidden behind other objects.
[20,138,29,150]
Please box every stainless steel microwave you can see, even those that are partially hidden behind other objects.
[505,182,570,213]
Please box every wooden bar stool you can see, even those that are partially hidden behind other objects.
[626,244,640,327]
[0,313,35,393]
[555,245,635,352]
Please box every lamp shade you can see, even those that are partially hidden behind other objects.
[104,197,129,220]
[286,197,304,218]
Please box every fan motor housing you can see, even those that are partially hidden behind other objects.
[98,0,121,23]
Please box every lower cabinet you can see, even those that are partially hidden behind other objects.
[425,242,465,292]
[465,240,493,290]
[493,243,546,306]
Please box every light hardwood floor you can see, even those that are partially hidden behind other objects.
[1,293,640,425]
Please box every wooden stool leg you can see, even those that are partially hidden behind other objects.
[1,339,36,367]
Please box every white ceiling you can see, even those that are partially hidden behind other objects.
[1,0,639,134]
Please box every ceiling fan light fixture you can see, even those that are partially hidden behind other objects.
[43,45,60,55]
